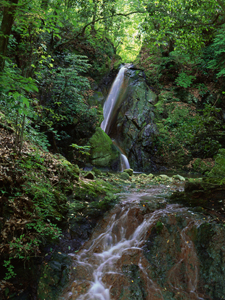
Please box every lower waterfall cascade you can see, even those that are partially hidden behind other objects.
[59,184,211,300]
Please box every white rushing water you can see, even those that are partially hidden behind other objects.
[101,67,127,135]
[100,66,131,171]
[61,189,205,300]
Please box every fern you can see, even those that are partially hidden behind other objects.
[208,24,225,77]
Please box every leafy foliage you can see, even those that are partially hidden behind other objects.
[208,24,225,77]
[141,0,222,55]
[175,72,196,88]
[154,100,223,166]
[37,53,98,138]
[207,148,225,181]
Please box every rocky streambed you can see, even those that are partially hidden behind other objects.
[37,171,225,300]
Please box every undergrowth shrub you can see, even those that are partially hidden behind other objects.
[207,149,225,181]
[154,102,223,164]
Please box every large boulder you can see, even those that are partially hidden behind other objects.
[88,127,120,170]
[110,70,158,172]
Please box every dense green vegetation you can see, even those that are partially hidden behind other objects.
[1,0,225,298]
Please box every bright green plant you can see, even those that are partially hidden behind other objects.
[3,259,16,281]
[154,102,223,160]
[36,53,98,141]
[175,72,196,88]
[0,63,38,154]
[207,148,225,181]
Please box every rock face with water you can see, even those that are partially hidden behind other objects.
[58,185,225,300]
[110,70,158,172]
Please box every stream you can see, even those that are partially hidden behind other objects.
[59,184,211,300]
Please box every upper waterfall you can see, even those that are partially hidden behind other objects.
[101,67,127,135]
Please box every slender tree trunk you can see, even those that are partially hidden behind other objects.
[0,0,19,72]
[91,0,97,34]
[19,114,26,154]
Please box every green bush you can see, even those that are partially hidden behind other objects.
[207,149,225,180]
[175,72,196,88]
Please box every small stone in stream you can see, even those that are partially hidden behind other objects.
[124,168,133,176]
[84,172,95,180]
[172,174,186,181]
[140,173,147,177]
[159,175,170,181]
[120,172,130,180]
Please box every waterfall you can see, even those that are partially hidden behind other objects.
[101,67,127,135]
[101,66,131,170]
[121,154,130,171]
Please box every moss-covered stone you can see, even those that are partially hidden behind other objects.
[170,178,225,213]
[124,168,133,176]
[172,174,186,181]
[119,172,130,180]
[88,127,120,170]
[37,253,72,300]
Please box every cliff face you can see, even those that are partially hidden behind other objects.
[109,69,159,172]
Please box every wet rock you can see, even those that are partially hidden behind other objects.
[172,174,186,181]
[142,211,225,300]
[119,172,130,180]
[159,174,170,181]
[37,253,72,300]
[124,168,133,176]
[170,179,225,213]
[110,74,158,173]
[148,173,154,179]
[194,223,225,299]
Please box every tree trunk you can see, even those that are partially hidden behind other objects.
[91,0,97,34]
[0,0,19,72]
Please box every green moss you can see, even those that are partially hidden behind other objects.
[124,168,133,176]
[89,127,120,168]
[120,172,130,180]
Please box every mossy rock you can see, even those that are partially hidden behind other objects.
[124,168,133,176]
[37,253,72,300]
[159,174,170,181]
[172,174,186,181]
[148,173,154,179]
[89,128,120,170]
[119,172,130,180]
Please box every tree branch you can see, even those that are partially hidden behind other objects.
[54,10,146,51]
